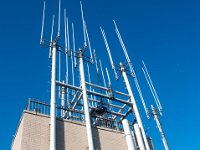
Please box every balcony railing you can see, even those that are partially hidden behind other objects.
[26,98,125,131]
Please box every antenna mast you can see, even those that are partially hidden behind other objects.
[72,23,77,67]
[120,63,150,150]
[142,61,162,114]
[57,0,61,37]
[49,15,55,58]
[100,27,118,79]
[113,20,150,119]
[40,1,46,44]
[151,105,169,150]
[80,1,87,48]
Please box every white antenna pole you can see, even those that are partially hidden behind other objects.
[120,63,150,150]
[57,0,61,37]
[113,20,149,119]
[50,41,57,150]
[99,60,111,108]
[57,0,61,99]
[49,15,55,58]
[79,50,94,150]
[87,63,92,85]
[72,23,77,67]
[100,27,118,79]
[71,48,75,94]
[142,67,160,113]
[69,24,74,94]
[93,89,97,107]
[61,81,65,118]
[135,76,150,119]
[122,119,136,150]
[58,39,61,99]
[40,1,46,44]
[105,67,112,112]
[80,1,87,47]
[87,63,93,101]
[134,123,145,150]
[151,105,169,150]
[99,59,106,88]
[93,49,101,81]
[64,9,69,110]
[64,10,69,84]
[64,9,68,51]
[85,21,94,63]
[142,61,163,113]
[67,17,70,51]
[113,20,135,77]
[106,67,111,87]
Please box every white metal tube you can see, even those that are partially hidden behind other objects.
[142,61,162,112]
[99,59,106,87]
[87,63,93,103]
[151,105,169,150]
[57,0,61,37]
[100,27,118,79]
[67,17,70,51]
[80,1,87,47]
[79,51,94,150]
[142,67,160,113]
[71,46,75,94]
[106,67,111,87]
[93,49,100,75]
[61,83,65,118]
[134,76,150,119]
[72,23,77,67]
[50,43,57,150]
[113,21,149,119]
[85,21,93,63]
[134,123,145,150]
[40,1,46,44]
[49,15,55,58]
[122,119,136,150]
[120,63,150,150]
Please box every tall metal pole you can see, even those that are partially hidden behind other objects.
[61,82,65,118]
[50,42,57,150]
[120,63,150,150]
[151,105,169,150]
[79,50,94,150]
[122,119,136,150]
[134,123,145,150]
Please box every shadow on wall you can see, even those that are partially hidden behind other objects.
[92,127,102,150]
[56,119,66,150]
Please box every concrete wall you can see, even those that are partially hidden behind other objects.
[12,111,127,150]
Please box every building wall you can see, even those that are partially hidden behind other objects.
[12,114,24,150]
[12,111,128,150]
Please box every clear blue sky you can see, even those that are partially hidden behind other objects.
[0,0,200,149]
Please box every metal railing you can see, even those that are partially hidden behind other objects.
[26,98,124,131]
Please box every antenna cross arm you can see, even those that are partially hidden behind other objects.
[56,81,82,91]
[87,90,132,106]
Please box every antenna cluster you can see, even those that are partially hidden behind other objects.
[39,1,169,150]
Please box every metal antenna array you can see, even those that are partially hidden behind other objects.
[80,1,86,48]
[113,20,150,119]
[142,61,162,115]
[100,23,151,149]
[40,1,45,45]
[40,0,62,149]
[100,27,118,79]
[151,105,169,150]
[141,61,169,150]
[39,1,169,150]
